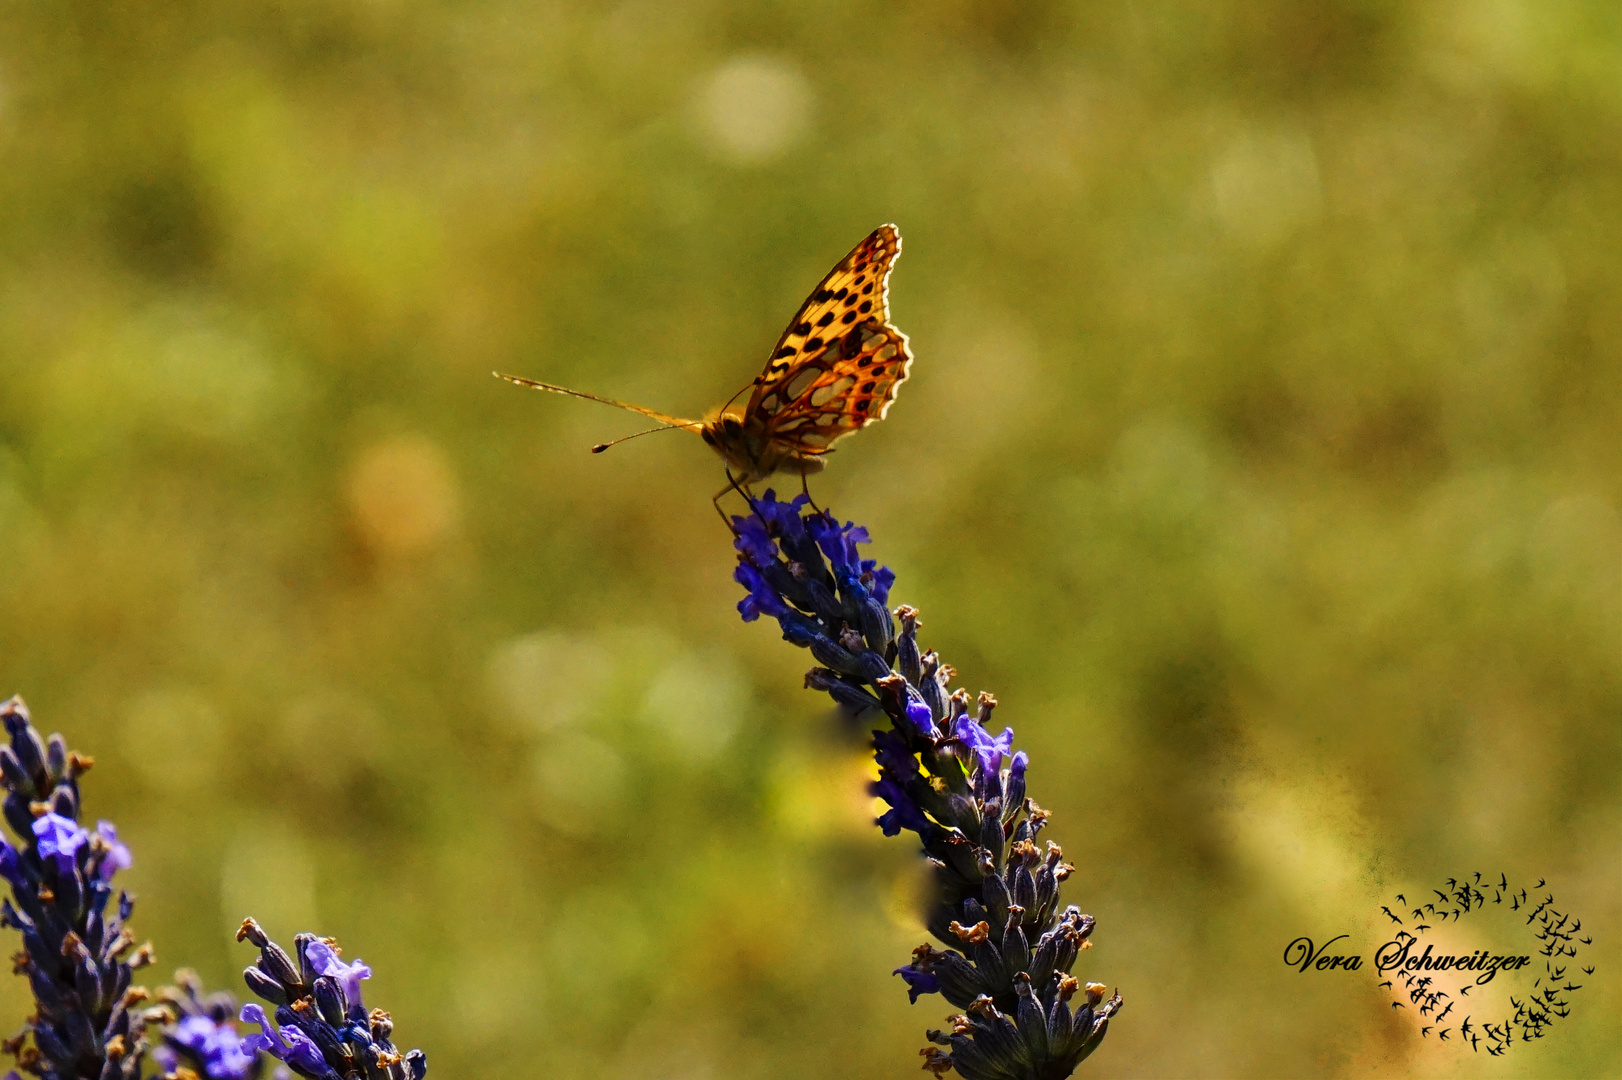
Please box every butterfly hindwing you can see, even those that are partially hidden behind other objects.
[752,321,911,453]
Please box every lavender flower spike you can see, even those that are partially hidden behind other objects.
[0,695,158,1080]
[236,918,425,1080]
[731,493,1123,1078]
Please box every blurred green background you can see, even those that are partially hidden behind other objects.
[0,2,1619,1077]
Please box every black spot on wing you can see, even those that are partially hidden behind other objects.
[774,346,796,359]
[816,311,835,328]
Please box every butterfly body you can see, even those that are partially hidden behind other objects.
[700,411,824,483]
[498,224,911,495]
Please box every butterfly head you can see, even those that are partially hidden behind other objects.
[700,411,756,474]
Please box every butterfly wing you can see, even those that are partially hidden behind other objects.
[749,322,911,454]
[745,224,911,454]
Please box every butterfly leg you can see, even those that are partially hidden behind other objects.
[798,471,827,518]
[713,469,767,535]
[733,473,772,532]
[712,480,741,535]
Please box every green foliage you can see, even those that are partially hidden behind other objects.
[0,2,1617,1076]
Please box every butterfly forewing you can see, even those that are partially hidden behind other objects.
[746,224,911,456]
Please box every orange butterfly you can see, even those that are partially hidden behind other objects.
[495,224,911,517]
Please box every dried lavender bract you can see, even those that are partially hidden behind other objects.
[235,918,425,1080]
[732,493,1123,1079]
[0,696,153,1080]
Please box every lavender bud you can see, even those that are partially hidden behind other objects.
[977,815,1004,866]
[314,975,348,1025]
[895,606,923,684]
[27,960,61,1011]
[64,1005,98,1057]
[45,734,67,781]
[855,650,892,682]
[804,579,843,620]
[256,942,302,991]
[918,652,948,723]
[0,747,29,791]
[75,952,102,1011]
[804,669,884,713]
[294,932,323,986]
[56,868,85,920]
[1000,918,1030,980]
[10,723,49,787]
[3,794,32,841]
[1013,864,1038,912]
[235,916,270,948]
[33,1022,73,1067]
[244,963,288,1004]
[807,635,863,677]
[859,596,893,655]
[84,909,105,956]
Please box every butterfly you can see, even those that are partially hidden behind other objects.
[495,224,912,518]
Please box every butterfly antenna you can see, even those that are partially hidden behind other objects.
[493,372,701,429]
[591,424,691,453]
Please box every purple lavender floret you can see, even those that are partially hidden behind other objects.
[0,695,159,1080]
[730,494,1122,1079]
[31,814,87,875]
[238,1006,330,1078]
[93,823,132,885]
[303,941,371,1015]
[236,918,425,1080]
[154,970,263,1079]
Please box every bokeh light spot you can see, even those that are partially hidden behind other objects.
[637,652,743,762]
[485,631,612,733]
[694,54,813,165]
[1210,126,1322,244]
[345,435,461,558]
